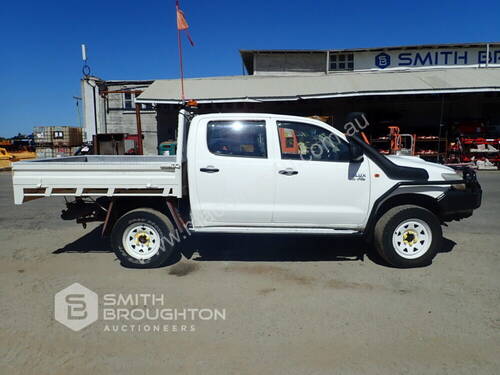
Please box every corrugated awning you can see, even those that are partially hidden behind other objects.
[135,68,500,104]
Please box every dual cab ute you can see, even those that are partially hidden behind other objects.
[12,110,482,268]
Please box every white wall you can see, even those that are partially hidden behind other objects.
[81,77,103,142]
[254,53,326,76]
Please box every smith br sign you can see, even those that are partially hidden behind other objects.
[354,46,500,70]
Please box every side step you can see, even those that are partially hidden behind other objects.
[192,227,362,235]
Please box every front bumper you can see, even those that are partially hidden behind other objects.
[437,169,482,222]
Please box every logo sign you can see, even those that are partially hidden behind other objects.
[55,283,98,331]
[370,47,500,70]
[375,52,391,69]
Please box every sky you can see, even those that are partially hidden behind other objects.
[0,0,499,137]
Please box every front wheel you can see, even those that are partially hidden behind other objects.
[374,205,442,268]
[111,208,176,268]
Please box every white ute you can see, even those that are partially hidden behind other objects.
[12,110,482,268]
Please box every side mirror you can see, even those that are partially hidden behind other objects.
[349,140,364,162]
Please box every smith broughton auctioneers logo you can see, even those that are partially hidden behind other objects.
[54,283,226,333]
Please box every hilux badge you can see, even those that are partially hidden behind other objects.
[353,173,366,181]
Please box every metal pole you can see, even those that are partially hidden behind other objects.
[91,82,100,154]
[326,50,330,74]
[437,95,445,159]
[135,103,144,155]
[176,1,185,101]
[486,43,490,68]
[92,84,98,137]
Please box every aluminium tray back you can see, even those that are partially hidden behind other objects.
[12,155,182,204]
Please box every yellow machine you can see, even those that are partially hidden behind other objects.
[0,147,36,170]
[0,148,13,169]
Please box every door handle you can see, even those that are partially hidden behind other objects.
[279,169,298,176]
[200,166,219,173]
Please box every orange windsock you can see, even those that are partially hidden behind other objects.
[176,4,194,46]
[176,8,189,30]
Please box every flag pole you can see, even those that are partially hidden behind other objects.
[176,0,186,102]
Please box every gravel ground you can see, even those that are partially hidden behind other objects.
[0,171,498,374]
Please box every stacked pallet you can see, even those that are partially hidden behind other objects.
[34,126,83,158]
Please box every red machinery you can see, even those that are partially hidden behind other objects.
[388,126,415,155]
[278,127,299,154]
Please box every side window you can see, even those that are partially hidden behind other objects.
[207,120,267,158]
[123,92,153,110]
[123,92,134,109]
[277,121,351,161]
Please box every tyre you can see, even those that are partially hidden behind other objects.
[111,208,176,268]
[374,205,442,268]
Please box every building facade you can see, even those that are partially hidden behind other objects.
[240,42,500,75]
[81,78,158,154]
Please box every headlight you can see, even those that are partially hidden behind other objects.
[441,172,461,181]
[441,172,465,190]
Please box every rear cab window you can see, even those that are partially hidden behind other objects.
[207,120,267,158]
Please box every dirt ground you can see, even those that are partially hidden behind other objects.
[0,171,499,374]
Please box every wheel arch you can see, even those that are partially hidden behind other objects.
[102,197,180,236]
[365,193,440,240]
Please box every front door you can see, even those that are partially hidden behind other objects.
[272,120,371,228]
[192,117,275,227]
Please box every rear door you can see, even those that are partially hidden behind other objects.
[191,116,276,227]
[272,119,371,228]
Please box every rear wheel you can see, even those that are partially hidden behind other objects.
[111,208,176,268]
[374,205,442,268]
